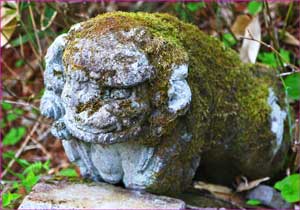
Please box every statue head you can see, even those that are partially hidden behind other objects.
[60,24,191,144]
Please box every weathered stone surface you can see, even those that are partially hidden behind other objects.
[18,181,186,209]
[246,185,291,209]
[40,12,289,194]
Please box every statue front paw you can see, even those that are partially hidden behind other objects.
[51,119,72,140]
[40,90,65,120]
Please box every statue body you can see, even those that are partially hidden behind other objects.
[41,12,288,195]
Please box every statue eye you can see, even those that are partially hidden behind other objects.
[110,89,131,100]
[70,70,88,83]
[103,88,131,100]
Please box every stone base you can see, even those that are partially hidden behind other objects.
[18,180,186,209]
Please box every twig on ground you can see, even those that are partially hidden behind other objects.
[28,3,44,75]
[28,4,42,57]
[1,117,41,178]
[2,60,35,95]
[278,71,300,77]
[0,32,37,72]
[281,2,294,37]
[31,136,52,159]
[2,99,39,110]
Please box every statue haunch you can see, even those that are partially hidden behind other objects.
[41,12,288,195]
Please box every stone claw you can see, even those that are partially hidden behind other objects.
[51,119,72,140]
[40,90,65,120]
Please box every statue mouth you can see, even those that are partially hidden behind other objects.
[63,114,144,144]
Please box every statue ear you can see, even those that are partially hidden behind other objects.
[167,64,191,116]
[44,33,68,94]
[44,22,83,93]
[149,64,191,138]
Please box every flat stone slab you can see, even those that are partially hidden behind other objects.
[18,181,186,209]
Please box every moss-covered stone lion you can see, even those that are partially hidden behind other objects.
[40,12,289,195]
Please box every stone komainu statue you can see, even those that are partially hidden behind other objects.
[41,12,288,195]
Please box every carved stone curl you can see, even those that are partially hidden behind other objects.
[41,12,288,195]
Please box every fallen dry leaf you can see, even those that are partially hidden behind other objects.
[1,3,18,47]
[236,176,270,192]
[231,14,252,38]
[239,15,261,63]
[193,181,245,208]
[193,181,232,194]
[282,31,300,46]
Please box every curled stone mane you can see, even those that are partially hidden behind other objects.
[40,12,289,195]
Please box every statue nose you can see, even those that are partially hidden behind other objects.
[86,106,118,130]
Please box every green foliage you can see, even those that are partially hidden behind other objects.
[3,127,26,146]
[258,49,291,68]
[279,48,290,64]
[1,101,25,129]
[23,161,50,175]
[15,59,25,68]
[3,151,31,169]
[41,5,57,30]
[186,2,205,12]
[246,199,261,205]
[11,31,46,47]
[2,192,20,207]
[2,100,50,208]
[7,109,23,122]
[247,1,263,15]
[58,168,78,177]
[2,101,13,110]
[257,47,296,143]
[222,33,237,47]
[174,2,205,22]
[284,72,300,100]
[3,150,16,159]
[274,174,300,203]
[6,113,18,122]
[22,171,40,192]
[19,2,35,11]
[258,52,277,67]
[2,159,50,208]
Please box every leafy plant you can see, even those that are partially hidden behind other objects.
[246,199,261,206]
[2,101,13,110]
[284,72,300,100]
[1,160,50,208]
[279,48,291,64]
[247,1,263,15]
[186,2,205,12]
[21,171,40,192]
[2,193,21,207]
[15,59,25,68]
[23,160,50,175]
[3,127,26,146]
[258,48,291,68]
[222,33,237,48]
[174,2,205,22]
[1,101,25,129]
[58,168,78,177]
[274,174,300,203]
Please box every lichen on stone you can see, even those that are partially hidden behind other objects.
[41,12,290,195]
